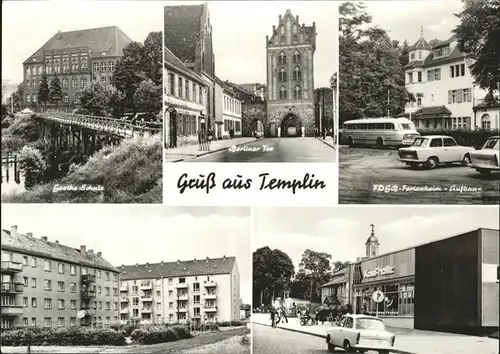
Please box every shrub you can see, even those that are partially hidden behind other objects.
[1,134,24,151]
[418,129,499,148]
[218,320,245,327]
[18,145,46,188]
[130,325,191,345]
[0,327,126,347]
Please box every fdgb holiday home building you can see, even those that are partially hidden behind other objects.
[401,31,499,131]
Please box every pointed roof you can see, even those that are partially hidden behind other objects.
[164,46,206,86]
[164,4,205,65]
[23,26,133,64]
[365,224,379,245]
[120,256,236,280]
[409,36,432,51]
[268,9,316,49]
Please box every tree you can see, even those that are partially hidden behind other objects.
[295,249,332,304]
[48,74,62,108]
[142,31,163,86]
[398,40,410,68]
[428,38,442,47]
[12,84,24,112]
[38,73,50,110]
[332,261,351,273]
[453,0,500,95]
[79,82,125,117]
[18,145,46,188]
[339,2,411,124]
[133,79,162,114]
[253,247,295,307]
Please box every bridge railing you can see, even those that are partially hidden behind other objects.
[38,111,162,137]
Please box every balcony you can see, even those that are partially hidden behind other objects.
[204,306,217,312]
[203,280,217,288]
[175,282,188,289]
[140,296,153,302]
[81,274,96,283]
[192,314,202,319]
[81,289,96,299]
[139,282,153,290]
[1,282,24,293]
[120,297,129,303]
[203,293,217,300]
[1,304,24,315]
[120,285,128,292]
[176,307,188,313]
[141,308,152,314]
[120,309,129,315]
[1,261,23,273]
[176,294,188,301]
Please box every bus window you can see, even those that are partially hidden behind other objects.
[400,123,412,130]
[367,124,375,130]
[376,123,385,129]
[359,124,366,129]
[385,123,395,129]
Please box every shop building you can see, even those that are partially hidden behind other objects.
[349,227,498,335]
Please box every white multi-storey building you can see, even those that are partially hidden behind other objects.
[163,47,208,148]
[403,33,498,131]
[119,256,240,325]
[214,77,242,139]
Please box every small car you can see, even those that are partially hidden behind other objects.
[398,135,475,169]
[470,136,499,176]
[326,314,395,354]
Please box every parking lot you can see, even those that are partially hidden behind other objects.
[339,146,500,204]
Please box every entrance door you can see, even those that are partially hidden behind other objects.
[169,111,177,148]
[281,114,302,137]
[269,122,277,137]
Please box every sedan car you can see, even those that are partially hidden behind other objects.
[398,135,475,169]
[470,136,499,176]
[326,314,395,353]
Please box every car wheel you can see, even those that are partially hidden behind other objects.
[478,169,491,176]
[376,137,384,149]
[462,154,471,166]
[426,157,438,169]
[344,340,355,353]
[347,136,354,147]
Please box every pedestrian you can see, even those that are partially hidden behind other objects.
[322,128,326,139]
[270,307,276,328]
[198,129,203,151]
[280,304,288,324]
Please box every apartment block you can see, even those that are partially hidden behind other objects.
[1,226,120,330]
[119,256,240,325]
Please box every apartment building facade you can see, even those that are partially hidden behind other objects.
[402,33,498,130]
[164,47,208,148]
[22,26,132,111]
[1,226,120,330]
[119,256,240,325]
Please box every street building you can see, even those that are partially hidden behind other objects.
[314,87,335,136]
[163,47,209,148]
[1,226,120,330]
[214,77,243,139]
[21,26,132,112]
[321,226,499,335]
[265,10,317,137]
[401,30,499,130]
[118,256,241,325]
[164,4,217,147]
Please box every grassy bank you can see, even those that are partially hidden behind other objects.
[1,114,41,152]
[2,134,162,203]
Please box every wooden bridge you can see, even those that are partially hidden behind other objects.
[36,111,163,156]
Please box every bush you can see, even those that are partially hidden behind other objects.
[131,325,191,345]
[218,320,245,327]
[0,327,126,347]
[18,145,46,188]
[418,129,499,148]
[1,134,24,151]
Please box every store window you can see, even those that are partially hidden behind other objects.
[354,281,414,317]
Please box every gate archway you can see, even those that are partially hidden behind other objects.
[250,118,265,137]
[280,114,302,137]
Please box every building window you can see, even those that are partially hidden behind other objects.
[70,300,77,310]
[63,94,69,103]
[31,298,37,308]
[31,258,37,268]
[27,80,31,89]
[70,283,76,292]
[417,72,422,82]
[185,80,190,100]
[199,87,203,105]
[168,73,175,96]
[279,68,287,82]
[33,94,37,103]
[293,86,302,100]
[58,317,65,327]
[44,298,52,309]
[407,72,413,83]
[279,86,287,100]
[416,93,423,106]
[80,77,88,88]
[31,318,36,327]
[70,265,76,275]
[81,58,88,70]
[26,66,31,77]
[54,60,60,73]
[292,34,298,44]
[100,62,106,72]
[279,52,287,65]
[105,272,109,281]
[72,58,78,71]
[26,94,31,103]
[71,77,78,89]
[293,66,301,81]
[113,273,118,282]
[70,317,76,327]
[280,35,285,44]
[44,318,52,328]
[108,61,114,71]
[106,287,110,296]
[57,281,65,292]
[63,60,69,73]
[23,297,28,307]
[410,52,415,60]
[178,77,183,99]
[481,114,491,130]
[58,299,65,309]
[462,88,471,102]
[192,83,197,102]
[44,279,52,290]
[93,62,99,72]
[58,263,64,274]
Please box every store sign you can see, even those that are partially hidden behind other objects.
[364,265,395,278]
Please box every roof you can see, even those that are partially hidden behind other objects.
[343,117,413,124]
[24,26,132,64]
[403,60,424,70]
[412,105,451,119]
[214,75,234,95]
[416,135,458,139]
[164,4,205,65]
[409,36,432,51]
[365,235,379,244]
[1,228,118,272]
[120,256,236,280]
[164,46,206,85]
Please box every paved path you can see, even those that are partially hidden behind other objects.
[185,137,336,162]
[252,314,499,354]
[339,146,499,204]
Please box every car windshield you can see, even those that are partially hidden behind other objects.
[483,138,499,150]
[412,137,428,147]
[356,318,386,331]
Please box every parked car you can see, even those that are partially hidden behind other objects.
[470,136,499,176]
[325,314,395,354]
[398,135,475,169]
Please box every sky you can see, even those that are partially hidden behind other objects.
[1,205,252,304]
[166,1,338,88]
[364,0,465,45]
[2,0,164,84]
[253,206,499,272]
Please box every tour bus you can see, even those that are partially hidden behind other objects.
[341,117,420,148]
